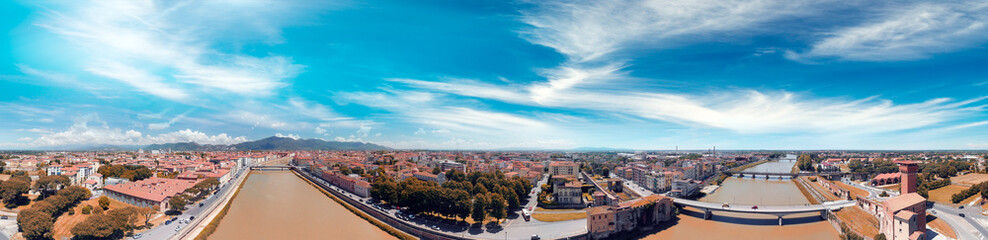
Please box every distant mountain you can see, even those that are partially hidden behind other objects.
[569,147,635,152]
[145,136,390,151]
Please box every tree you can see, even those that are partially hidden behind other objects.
[82,204,93,214]
[874,233,887,240]
[18,209,54,240]
[57,186,93,204]
[0,160,5,173]
[488,194,506,223]
[432,167,441,175]
[139,207,156,226]
[71,213,122,239]
[98,196,111,210]
[471,196,487,224]
[1,178,30,208]
[169,195,187,213]
[36,175,71,198]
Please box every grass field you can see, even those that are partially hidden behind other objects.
[927,215,957,239]
[928,185,969,205]
[531,212,586,222]
[880,184,900,192]
[834,206,879,237]
[951,173,988,186]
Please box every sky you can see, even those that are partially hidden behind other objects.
[1,0,988,150]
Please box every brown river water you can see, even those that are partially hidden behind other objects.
[209,171,395,240]
[642,159,839,240]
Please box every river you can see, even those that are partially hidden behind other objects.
[209,171,395,240]
[642,157,840,240]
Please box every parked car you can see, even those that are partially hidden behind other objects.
[959,205,965,209]
[751,206,758,210]
[190,216,195,220]
[0,216,7,220]
[531,235,541,240]
[959,213,966,218]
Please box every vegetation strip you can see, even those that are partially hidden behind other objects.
[792,178,822,204]
[292,170,416,240]
[193,171,253,240]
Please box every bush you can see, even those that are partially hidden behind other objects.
[99,196,111,210]
[879,191,889,197]
[82,205,93,214]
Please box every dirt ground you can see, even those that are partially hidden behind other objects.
[927,215,957,239]
[834,206,879,237]
[833,181,869,199]
[51,197,157,240]
[951,173,988,186]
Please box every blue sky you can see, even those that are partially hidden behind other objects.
[1,0,988,150]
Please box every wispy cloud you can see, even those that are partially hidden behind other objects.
[787,1,988,61]
[33,0,309,99]
[395,75,988,134]
[519,0,814,62]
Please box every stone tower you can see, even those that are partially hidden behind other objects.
[898,161,919,194]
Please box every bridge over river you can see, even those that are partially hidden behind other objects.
[670,198,855,225]
[249,165,295,171]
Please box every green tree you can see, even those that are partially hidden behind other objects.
[874,233,887,240]
[98,196,111,210]
[71,213,122,239]
[471,196,487,224]
[82,204,93,214]
[57,186,93,204]
[168,195,187,213]
[488,194,506,223]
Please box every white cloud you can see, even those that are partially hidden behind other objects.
[432,128,450,134]
[15,128,52,134]
[34,0,307,99]
[520,0,813,62]
[414,128,426,135]
[396,76,987,134]
[285,97,339,121]
[17,137,33,142]
[314,127,327,135]
[27,114,247,146]
[357,124,372,138]
[147,110,190,130]
[788,1,988,61]
[275,133,301,140]
[222,110,290,129]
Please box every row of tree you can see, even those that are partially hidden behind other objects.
[916,174,951,198]
[97,164,153,181]
[169,177,221,215]
[951,181,988,203]
[17,186,92,240]
[370,169,532,224]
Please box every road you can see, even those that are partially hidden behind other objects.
[930,203,988,240]
[301,170,588,240]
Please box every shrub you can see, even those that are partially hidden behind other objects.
[82,205,93,214]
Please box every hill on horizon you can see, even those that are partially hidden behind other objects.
[145,136,390,151]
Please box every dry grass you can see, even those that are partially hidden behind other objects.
[834,206,880,237]
[531,212,586,222]
[805,178,842,201]
[928,185,969,205]
[927,215,957,239]
[951,173,988,186]
[793,178,821,204]
[52,197,136,240]
[833,181,869,199]
[534,207,583,212]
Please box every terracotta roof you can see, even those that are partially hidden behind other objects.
[104,177,198,202]
[885,193,926,212]
[894,210,916,221]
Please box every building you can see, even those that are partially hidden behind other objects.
[871,172,901,186]
[549,161,580,176]
[669,180,698,198]
[878,161,926,240]
[354,180,372,198]
[587,195,676,239]
[413,172,447,185]
[103,177,198,211]
[555,180,584,205]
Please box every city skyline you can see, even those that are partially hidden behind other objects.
[3,0,988,150]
